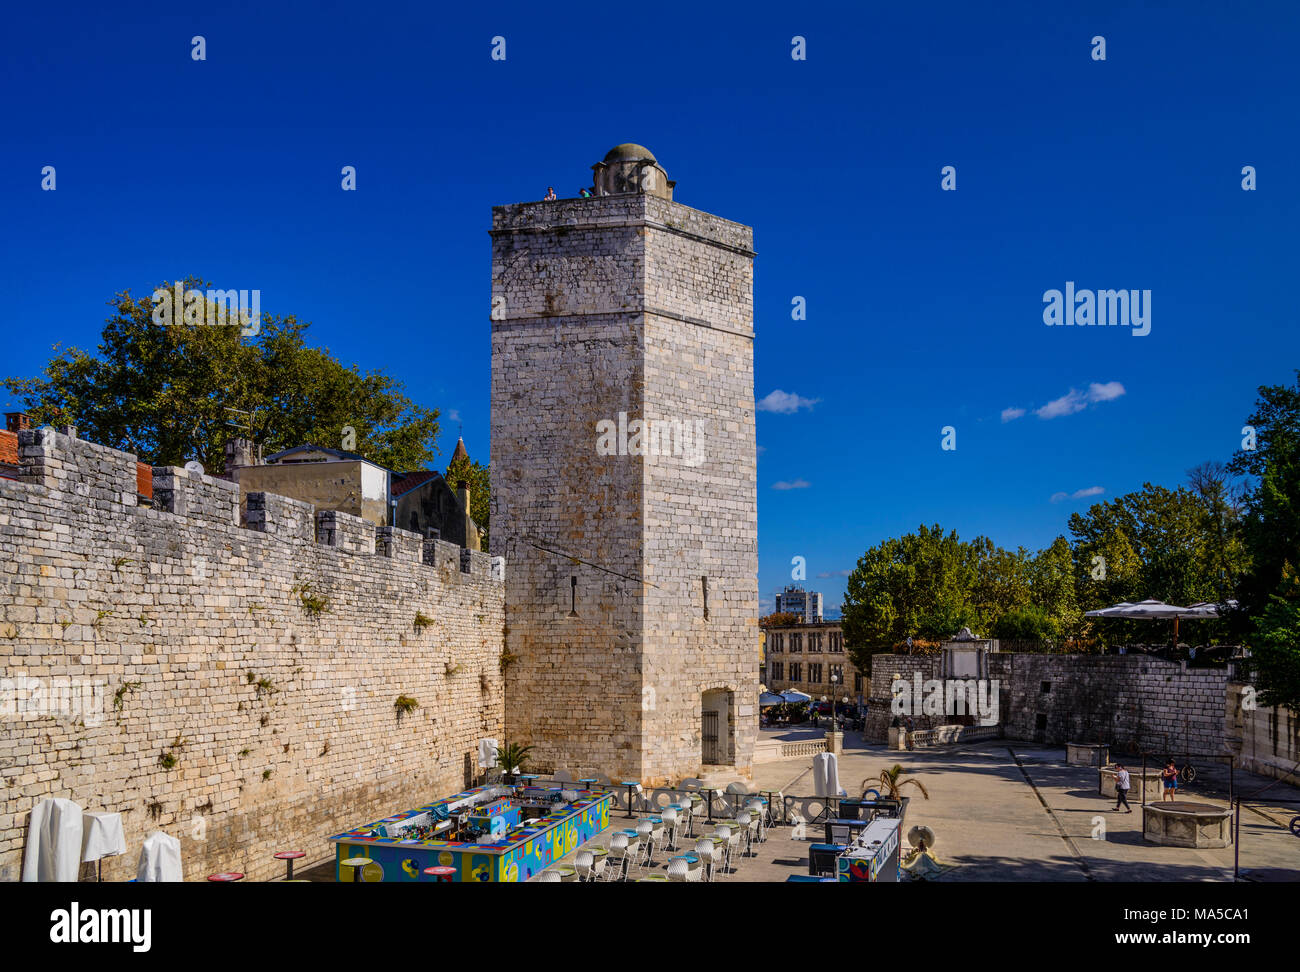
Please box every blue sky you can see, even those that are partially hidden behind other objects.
[3,1,1297,616]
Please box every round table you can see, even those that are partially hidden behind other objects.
[554,865,578,882]
[341,857,374,883]
[207,872,244,882]
[620,782,641,818]
[273,850,305,881]
[637,873,669,881]
[579,778,598,791]
[423,865,457,883]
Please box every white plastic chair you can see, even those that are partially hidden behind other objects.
[737,810,756,857]
[574,850,595,882]
[606,833,630,881]
[661,807,680,851]
[715,825,740,873]
[693,838,718,882]
[624,833,644,876]
[554,769,574,784]
[666,857,691,882]
[636,821,657,866]
[538,869,562,882]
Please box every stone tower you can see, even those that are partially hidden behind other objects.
[490,144,758,784]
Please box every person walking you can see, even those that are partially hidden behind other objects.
[1161,759,1179,802]
[1112,763,1132,812]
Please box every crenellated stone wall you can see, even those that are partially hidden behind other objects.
[0,428,504,882]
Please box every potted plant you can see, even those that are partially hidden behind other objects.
[495,741,534,785]
[865,764,929,802]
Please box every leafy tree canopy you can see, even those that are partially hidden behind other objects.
[2,279,440,473]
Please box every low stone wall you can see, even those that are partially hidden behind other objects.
[866,653,1230,755]
[888,724,1001,750]
[1227,683,1299,786]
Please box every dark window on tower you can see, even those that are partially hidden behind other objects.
[1036,713,1048,730]
[702,575,709,620]
[1041,681,1051,694]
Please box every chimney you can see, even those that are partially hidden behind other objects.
[5,412,31,433]
[457,479,471,512]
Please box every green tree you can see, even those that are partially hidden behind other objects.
[1027,536,1082,643]
[842,525,1002,674]
[1229,371,1300,708]
[2,279,440,473]
[446,451,490,546]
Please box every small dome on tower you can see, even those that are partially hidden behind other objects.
[603,143,657,164]
[591,143,674,201]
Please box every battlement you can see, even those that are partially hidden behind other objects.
[3,428,503,585]
[0,425,506,883]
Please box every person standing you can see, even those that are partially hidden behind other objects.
[544,186,557,201]
[1113,763,1132,812]
[1161,760,1179,802]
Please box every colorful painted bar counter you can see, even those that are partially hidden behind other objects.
[837,818,901,883]
[327,784,613,882]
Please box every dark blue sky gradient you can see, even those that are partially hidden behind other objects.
[3,1,1297,613]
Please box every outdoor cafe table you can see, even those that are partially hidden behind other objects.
[637,874,669,882]
[620,782,641,818]
[554,864,578,882]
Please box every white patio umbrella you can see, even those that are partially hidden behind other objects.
[1084,599,1233,644]
[759,692,784,707]
[781,689,812,704]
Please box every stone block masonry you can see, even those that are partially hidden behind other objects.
[491,180,758,785]
[0,428,504,882]
[866,652,1229,756]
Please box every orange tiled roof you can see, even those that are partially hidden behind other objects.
[0,430,17,471]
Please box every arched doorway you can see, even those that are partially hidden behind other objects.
[701,688,735,766]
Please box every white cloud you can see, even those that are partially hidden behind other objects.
[1001,407,1026,423]
[447,409,461,423]
[771,478,811,491]
[1051,486,1105,504]
[757,390,819,414]
[1087,381,1125,403]
[1034,381,1126,420]
[1036,389,1089,420]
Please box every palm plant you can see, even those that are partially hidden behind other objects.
[495,741,534,781]
[864,764,929,801]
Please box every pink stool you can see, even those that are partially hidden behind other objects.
[423,865,456,883]
[274,851,306,881]
[207,872,244,882]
